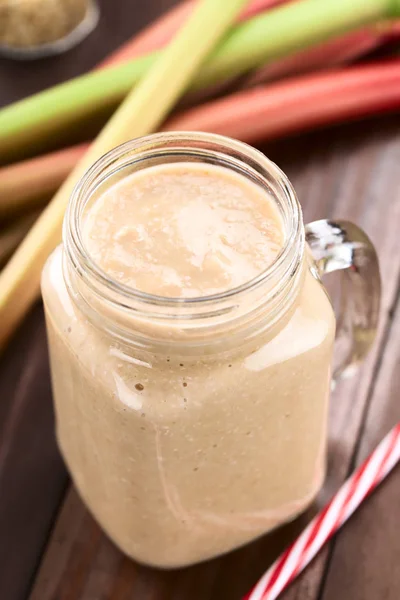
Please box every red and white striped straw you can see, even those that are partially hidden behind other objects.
[244,423,400,600]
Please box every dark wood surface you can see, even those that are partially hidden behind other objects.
[1,2,399,599]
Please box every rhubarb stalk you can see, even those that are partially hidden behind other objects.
[1,0,399,161]
[164,60,400,141]
[0,0,249,350]
[244,19,400,84]
[0,146,87,218]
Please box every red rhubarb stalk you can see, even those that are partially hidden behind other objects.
[164,60,400,142]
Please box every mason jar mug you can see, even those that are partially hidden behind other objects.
[41,133,381,567]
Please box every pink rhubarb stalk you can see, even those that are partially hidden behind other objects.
[0,145,85,218]
[164,60,400,142]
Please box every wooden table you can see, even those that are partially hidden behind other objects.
[1,2,399,599]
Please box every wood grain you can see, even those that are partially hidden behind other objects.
[0,304,68,600]
[0,1,399,599]
[322,292,400,600]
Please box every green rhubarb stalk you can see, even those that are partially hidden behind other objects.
[0,0,399,161]
[0,0,248,350]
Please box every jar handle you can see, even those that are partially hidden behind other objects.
[305,220,381,383]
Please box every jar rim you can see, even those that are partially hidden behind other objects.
[64,132,303,314]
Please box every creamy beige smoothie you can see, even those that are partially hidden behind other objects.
[83,163,284,297]
[42,158,336,567]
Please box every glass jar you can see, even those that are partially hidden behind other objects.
[41,133,381,567]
